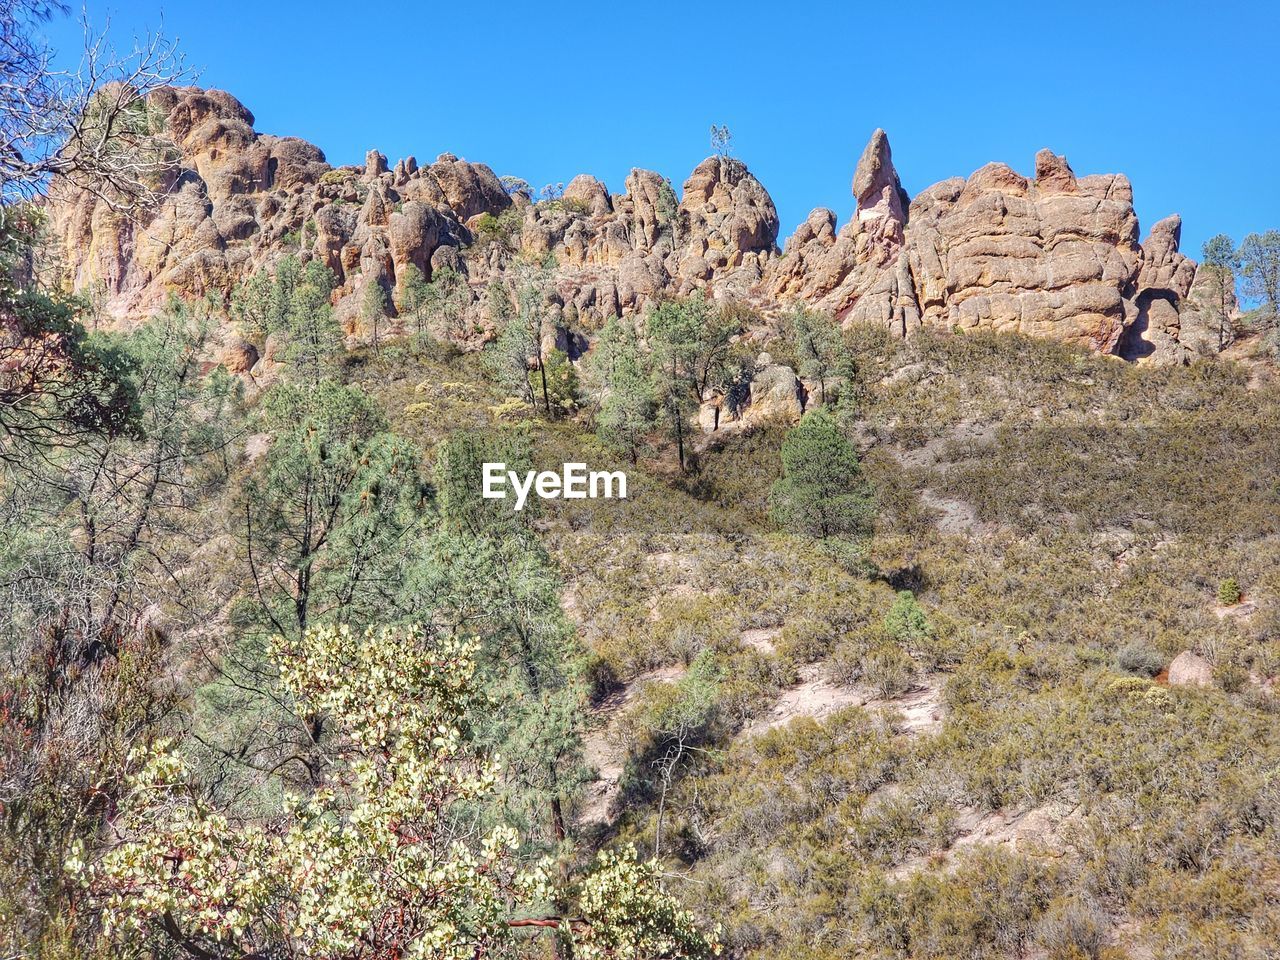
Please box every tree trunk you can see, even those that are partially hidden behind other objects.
[538,353,551,417]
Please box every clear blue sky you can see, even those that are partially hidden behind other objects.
[43,0,1280,259]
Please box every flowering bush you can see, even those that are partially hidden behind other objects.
[70,623,719,959]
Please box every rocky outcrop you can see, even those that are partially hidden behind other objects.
[765,129,920,336]
[44,85,1212,364]
[905,151,1141,352]
[765,134,1206,361]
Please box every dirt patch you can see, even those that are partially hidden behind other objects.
[743,666,945,739]
[949,801,1078,854]
[740,627,780,654]
[1213,600,1257,620]
[919,488,988,537]
[864,678,947,735]
[887,800,1080,881]
[895,419,999,471]
[578,664,686,826]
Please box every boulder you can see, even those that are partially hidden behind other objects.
[746,363,804,425]
[1168,651,1213,688]
[220,338,259,373]
[564,174,613,216]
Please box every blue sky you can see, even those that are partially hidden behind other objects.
[43,0,1280,259]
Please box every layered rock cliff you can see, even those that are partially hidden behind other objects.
[45,86,1225,363]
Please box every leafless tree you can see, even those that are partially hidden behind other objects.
[1,0,191,211]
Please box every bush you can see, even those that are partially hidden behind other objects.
[1218,577,1242,605]
[775,617,837,663]
[1033,895,1110,960]
[1116,642,1165,678]
[1215,661,1249,693]
[580,652,622,705]
[864,644,916,697]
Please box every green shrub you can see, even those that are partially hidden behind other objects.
[1218,577,1242,605]
[775,617,837,663]
[1033,895,1110,960]
[1215,661,1249,693]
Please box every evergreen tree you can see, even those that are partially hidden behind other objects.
[397,263,432,342]
[591,318,656,463]
[769,408,872,540]
[1200,234,1241,349]
[430,430,587,845]
[231,256,341,385]
[208,381,426,795]
[487,265,564,417]
[785,304,845,405]
[397,264,470,352]
[542,347,579,417]
[646,295,736,472]
[1238,230,1280,321]
[359,278,387,355]
[884,590,932,651]
[239,380,424,640]
[487,279,536,407]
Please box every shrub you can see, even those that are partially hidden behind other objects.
[580,652,622,705]
[1215,661,1249,693]
[864,644,916,697]
[884,590,930,645]
[775,617,837,663]
[1116,641,1165,678]
[1218,577,1242,605]
[1033,895,1110,960]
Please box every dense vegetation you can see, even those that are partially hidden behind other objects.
[7,211,1280,957]
[4,5,1280,955]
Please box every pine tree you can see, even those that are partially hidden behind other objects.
[646,295,736,472]
[769,408,872,540]
[592,319,656,463]
[360,278,387,355]
[786,304,845,406]
[231,256,341,385]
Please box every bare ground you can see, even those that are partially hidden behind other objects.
[578,663,686,826]
[886,800,1081,882]
[743,665,946,739]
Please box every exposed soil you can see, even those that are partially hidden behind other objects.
[578,663,686,826]
[743,665,946,739]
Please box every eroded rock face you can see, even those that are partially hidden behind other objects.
[765,132,1205,361]
[45,86,1209,364]
[765,128,919,336]
[906,152,1141,353]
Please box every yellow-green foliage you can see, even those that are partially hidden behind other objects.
[73,624,721,960]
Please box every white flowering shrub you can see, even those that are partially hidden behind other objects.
[69,623,719,959]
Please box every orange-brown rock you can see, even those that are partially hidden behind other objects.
[44,87,1211,363]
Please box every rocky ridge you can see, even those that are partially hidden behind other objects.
[46,86,1228,365]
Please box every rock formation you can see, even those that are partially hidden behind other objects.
[44,85,1214,364]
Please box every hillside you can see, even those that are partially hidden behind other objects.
[6,62,1280,960]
